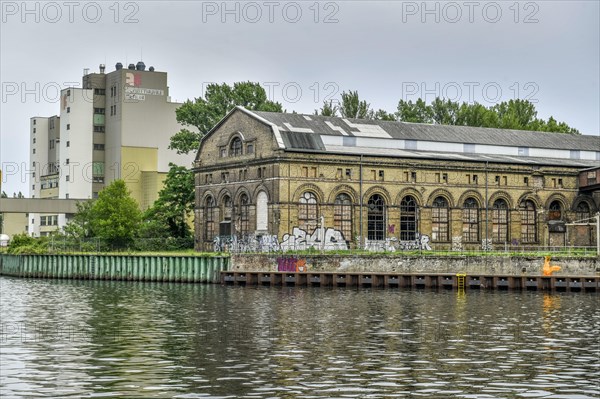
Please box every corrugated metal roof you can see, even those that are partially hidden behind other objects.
[253,111,600,152]
[318,145,600,168]
[280,131,325,151]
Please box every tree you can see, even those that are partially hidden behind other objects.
[90,180,141,248]
[373,109,396,121]
[316,100,339,117]
[492,99,538,130]
[169,82,283,155]
[142,164,194,239]
[64,180,141,248]
[395,97,579,133]
[396,99,433,123]
[431,97,460,125]
[339,90,373,119]
[455,102,497,127]
[63,200,94,239]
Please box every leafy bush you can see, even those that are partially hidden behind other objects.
[8,234,48,254]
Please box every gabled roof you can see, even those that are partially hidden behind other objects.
[196,107,599,168]
[252,110,599,151]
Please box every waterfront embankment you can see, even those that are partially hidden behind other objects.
[231,254,599,276]
[0,254,229,283]
[1,253,598,285]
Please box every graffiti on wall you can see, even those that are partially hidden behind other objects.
[277,256,309,272]
[481,239,493,251]
[280,227,348,251]
[212,226,348,253]
[212,229,436,253]
[213,234,280,253]
[452,236,463,252]
[363,234,432,252]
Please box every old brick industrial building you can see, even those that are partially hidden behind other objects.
[194,107,599,252]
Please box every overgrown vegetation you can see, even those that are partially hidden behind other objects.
[6,84,584,256]
[317,95,579,134]
[7,180,195,254]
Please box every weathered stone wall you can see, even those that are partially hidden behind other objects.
[231,254,599,276]
[194,108,599,252]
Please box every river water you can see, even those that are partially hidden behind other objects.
[0,276,598,398]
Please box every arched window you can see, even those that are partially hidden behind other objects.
[549,200,562,221]
[492,199,509,243]
[334,193,352,243]
[462,198,479,242]
[216,195,233,236]
[298,192,318,233]
[204,196,216,241]
[222,195,233,221]
[432,196,449,242]
[256,191,268,231]
[400,195,417,241]
[230,137,242,157]
[238,193,250,235]
[575,201,591,221]
[520,200,537,243]
[367,194,385,240]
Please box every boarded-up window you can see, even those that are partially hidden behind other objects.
[256,191,268,231]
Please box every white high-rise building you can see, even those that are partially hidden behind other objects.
[28,62,194,236]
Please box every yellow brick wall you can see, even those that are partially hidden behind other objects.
[194,109,598,251]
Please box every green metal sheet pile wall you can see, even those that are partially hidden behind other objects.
[0,254,229,283]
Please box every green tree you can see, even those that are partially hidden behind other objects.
[455,102,497,127]
[431,97,460,125]
[315,100,339,117]
[339,90,373,119]
[396,99,433,123]
[492,99,538,130]
[373,109,396,121]
[142,164,195,239]
[64,180,141,249]
[396,97,579,133]
[169,82,283,155]
[63,200,94,239]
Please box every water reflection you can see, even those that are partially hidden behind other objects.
[1,277,599,398]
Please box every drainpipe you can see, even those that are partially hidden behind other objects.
[359,154,363,249]
[597,212,600,257]
[485,161,489,251]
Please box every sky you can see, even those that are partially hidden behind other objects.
[1,0,599,196]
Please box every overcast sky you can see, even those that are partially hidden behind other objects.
[1,0,598,195]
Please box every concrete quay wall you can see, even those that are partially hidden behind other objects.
[231,254,599,276]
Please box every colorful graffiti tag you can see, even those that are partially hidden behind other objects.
[280,227,348,251]
[277,256,308,272]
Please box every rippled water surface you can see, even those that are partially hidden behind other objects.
[1,276,599,398]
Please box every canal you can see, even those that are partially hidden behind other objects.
[1,276,598,398]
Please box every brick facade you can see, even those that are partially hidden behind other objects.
[194,109,598,251]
